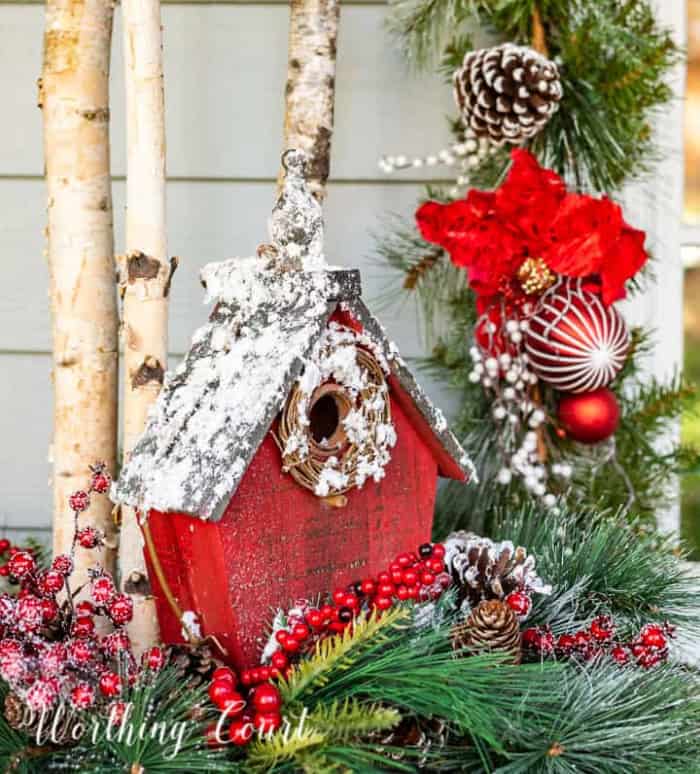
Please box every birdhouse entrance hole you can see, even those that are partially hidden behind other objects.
[308,384,351,452]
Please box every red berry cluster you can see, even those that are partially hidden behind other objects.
[0,465,165,718]
[206,666,283,747]
[204,541,450,747]
[522,616,674,669]
[265,542,449,665]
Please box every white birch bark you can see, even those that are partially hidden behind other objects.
[279,0,340,200]
[40,0,119,584]
[118,0,173,655]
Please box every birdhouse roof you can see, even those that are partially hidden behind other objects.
[114,260,475,521]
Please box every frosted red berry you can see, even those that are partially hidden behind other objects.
[505,591,532,618]
[91,575,115,604]
[108,594,134,625]
[38,570,64,596]
[77,527,101,549]
[7,551,35,579]
[90,471,111,494]
[99,671,123,697]
[72,615,95,639]
[69,490,90,513]
[51,554,73,576]
[71,682,96,709]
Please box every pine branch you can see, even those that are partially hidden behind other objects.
[279,607,409,704]
[305,699,401,741]
[245,726,327,772]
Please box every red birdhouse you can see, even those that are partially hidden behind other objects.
[114,151,474,669]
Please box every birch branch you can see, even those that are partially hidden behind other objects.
[118,0,171,655]
[40,0,119,583]
[279,0,340,201]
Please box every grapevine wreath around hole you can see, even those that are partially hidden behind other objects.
[274,323,397,497]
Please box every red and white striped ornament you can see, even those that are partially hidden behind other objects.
[524,282,630,393]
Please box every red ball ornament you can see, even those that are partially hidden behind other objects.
[558,387,620,444]
[525,283,630,393]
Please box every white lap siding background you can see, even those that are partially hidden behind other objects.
[0,2,685,540]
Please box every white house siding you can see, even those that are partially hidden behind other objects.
[0,1,685,539]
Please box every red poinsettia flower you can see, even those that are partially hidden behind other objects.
[415,149,648,306]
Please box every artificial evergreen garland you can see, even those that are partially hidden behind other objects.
[375,0,696,535]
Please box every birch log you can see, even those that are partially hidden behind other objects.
[40,0,119,583]
[279,0,340,200]
[119,0,172,654]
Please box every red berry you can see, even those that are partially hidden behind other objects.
[91,471,111,494]
[16,595,44,633]
[108,594,133,625]
[38,570,64,596]
[275,630,289,645]
[253,711,282,734]
[271,651,288,670]
[51,554,73,576]
[208,680,236,708]
[305,610,324,629]
[99,671,123,697]
[332,589,346,606]
[590,616,615,643]
[41,598,59,622]
[396,585,410,601]
[420,571,436,586]
[253,683,282,713]
[639,624,667,650]
[0,540,9,555]
[67,639,95,664]
[0,566,9,578]
[282,637,300,654]
[249,668,261,684]
[396,553,413,568]
[374,596,392,611]
[228,719,254,746]
[320,604,334,620]
[505,591,532,618]
[212,666,236,685]
[143,646,166,671]
[72,616,95,639]
[102,631,131,656]
[377,571,391,584]
[77,527,101,549]
[406,585,419,600]
[69,490,91,512]
[574,630,591,649]
[342,594,359,610]
[556,633,576,655]
[75,600,94,616]
[402,569,419,586]
[418,542,433,558]
[91,575,115,604]
[377,582,394,597]
[205,722,224,748]
[7,552,35,579]
[427,558,445,573]
[240,670,253,686]
[360,579,376,596]
[110,702,128,726]
[390,569,404,585]
[291,623,310,641]
[611,645,630,665]
[71,682,96,709]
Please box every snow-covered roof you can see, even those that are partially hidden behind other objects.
[114,260,474,521]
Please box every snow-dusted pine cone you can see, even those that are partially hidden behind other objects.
[453,43,562,146]
[4,692,27,730]
[444,531,550,610]
[170,643,223,684]
[379,716,447,768]
[451,600,521,664]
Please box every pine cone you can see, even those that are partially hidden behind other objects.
[170,643,223,684]
[444,531,548,609]
[453,43,562,146]
[4,692,28,730]
[451,600,522,664]
[380,716,446,768]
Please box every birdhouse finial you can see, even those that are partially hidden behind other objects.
[263,149,325,272]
